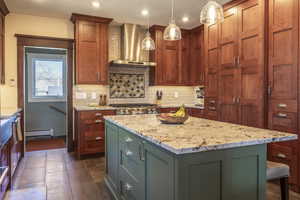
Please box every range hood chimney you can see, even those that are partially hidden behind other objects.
[111,24,156,66]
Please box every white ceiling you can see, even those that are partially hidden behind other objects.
[6,0,230,29]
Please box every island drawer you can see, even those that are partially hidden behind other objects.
[119,129,144,163]
[119,166,144,200]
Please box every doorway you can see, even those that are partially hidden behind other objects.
[25,47,67,151]
[16,34,74,154]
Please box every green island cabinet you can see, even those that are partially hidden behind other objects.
[105,121,267,200]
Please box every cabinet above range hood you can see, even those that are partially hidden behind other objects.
[110,24,156,67]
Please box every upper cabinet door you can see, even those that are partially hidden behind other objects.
[190,27,204,86]
[237,0,265,128]
[218,8,239,123]
[72,14,112,85]
[162,40,180,85]
[205,23,219,98]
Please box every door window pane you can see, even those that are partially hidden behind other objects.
[34,59,64,97]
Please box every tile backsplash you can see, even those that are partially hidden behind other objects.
[110,73,145,98]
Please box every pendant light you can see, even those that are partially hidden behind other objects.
[142,13,155,51]
[163,0,181,41]
[200,1,224,24]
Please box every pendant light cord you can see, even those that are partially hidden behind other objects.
[171,0,175,21]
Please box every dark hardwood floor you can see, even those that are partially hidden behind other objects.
[4,149,300,200]
[26,138,66,152]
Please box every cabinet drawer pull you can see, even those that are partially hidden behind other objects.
[208,106,216,111]
[95,113,102,116]
[125,150,133,157]
[139,142,145,161]
[277,113,287,118]
[125,137,133,143]
[276,153,287,159]
[95,120,103,123]
[95,137,102,141]
[209,100,216,104]
[125,183,133,191]
[278,104,287,108]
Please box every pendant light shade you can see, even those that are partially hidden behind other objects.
[142,31,155,50]
[200,1,224,24]
[163,0,181,40]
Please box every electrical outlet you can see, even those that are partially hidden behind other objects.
[91,92,97,99]
[174,92,179,98]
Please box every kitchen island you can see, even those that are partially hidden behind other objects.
[104,115,297,200]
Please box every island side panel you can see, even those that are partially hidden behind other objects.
[105,121,120,199]
[176,144,267,200]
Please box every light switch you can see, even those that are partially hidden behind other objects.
[75,92,87,99]
[174,92,179,98]
[91,92,97,99]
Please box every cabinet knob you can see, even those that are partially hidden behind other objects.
[276,153,287,159]
[277,113,287,118]
[95,113,102,116]
[277,104,287,108]
[125,183,133,191]
[125,137,133,143]
[125,150,133,157]
[95,137,102,141]
[95,120,103,123]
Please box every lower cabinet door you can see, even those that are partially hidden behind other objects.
[119,167,145,200]
[144,142,174,200]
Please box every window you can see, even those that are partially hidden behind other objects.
[27,53,67,102]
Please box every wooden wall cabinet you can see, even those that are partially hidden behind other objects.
[0,0,9,84]
[267,0,300,191]
[75,110,115,159]
[190,26,205,85]
[71,14,113,84]
[150,25,204,86]
[204,0,265,127]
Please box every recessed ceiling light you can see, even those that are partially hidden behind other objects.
[182,16,189,22]
[141,9,149,16]
[92,1,100,8]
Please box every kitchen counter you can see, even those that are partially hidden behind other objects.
[0,108,22,119]
[104,114,296,154]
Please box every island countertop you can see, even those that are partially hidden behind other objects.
[104,114,297,154]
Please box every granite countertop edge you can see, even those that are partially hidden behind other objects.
[104,117,297,155]
[0,108,23,119]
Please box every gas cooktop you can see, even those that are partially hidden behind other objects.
[109,104,158,115]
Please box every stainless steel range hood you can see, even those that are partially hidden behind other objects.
[111,24,156,67]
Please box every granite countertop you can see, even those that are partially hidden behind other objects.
[0,108,22,119]
[104,115,297,155]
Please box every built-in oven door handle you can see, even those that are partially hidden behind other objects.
[0,167,9,185]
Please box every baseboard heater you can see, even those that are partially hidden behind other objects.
[25,129,54,137]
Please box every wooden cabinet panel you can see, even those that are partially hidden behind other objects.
[75,109,116,159]
[180,31,191,85]
[72,14,112,85]
[190,26,204,85]
[218,8,239,123]
[237,0,264,128]
[162,41,180,84]
[268,0,298,133]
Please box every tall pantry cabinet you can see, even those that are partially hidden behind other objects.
[204,0,265,128]
[203,0,300,191]
[267,0,300,190]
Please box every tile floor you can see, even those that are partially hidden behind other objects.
[4,148,300,200]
